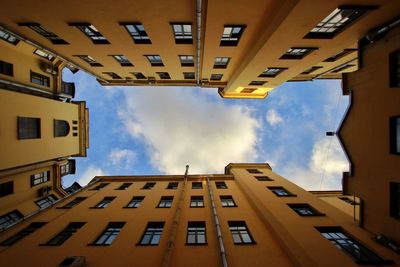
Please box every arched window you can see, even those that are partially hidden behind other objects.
[54,120,70,137]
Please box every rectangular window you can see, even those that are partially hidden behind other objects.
[183,72,195,79]
[280,47,317,60]
[0,222,46,246]
[35,194,58,209]
[156,72,171,79]
[186,221,206,244]
[44,222,85,246]
[60,160,75,176]
[339,197,359,205]
[157,196,173,208]
[166,182,179,189]
[324,49,357,62]
[390,182,400,219]
[69,23,109,44]
[215,181,228,189]
[0,29,19,45]
[228,221,255,244]
[0,181,13,197]
[390,116,400,155]
[249,81,265,86]
[33,49,54,61]
[0,210,23,231]
[103,72,122,79]
[192,182,203,189]
[18,117,41,140]
[30,171,49,187]
[255,176,273,181]
[110,55,133,67]
[121,23,151,44]
[18,23,68,44]
[131,72,146,79]
[179,55,194,67]
[301,66,323,75]
[190,196,204,208]
[241,88,256,94]
[214,57,230,69]
[389,49,400,87]
[141,182,156,190]
[116,183,132,190]
[145,55,164,67]
[171,23,192,44]
[90,183,109,190]
[220,25,245,46]
[30,71,49,87]
[125,196,145,208]
[258,68,287,78]
[288,203,324,216]
[93,222,125,245]
[317,227,388,264]
[304,7,371,39]
[92,197,115,209]
[267,186,296,197]
[210,74,223,81]
[0,60,13,76]
[59,197,87,209]
[247,169,262,174]
[73,55,103,67]
[220,196,237,207]
[138,222,165,245]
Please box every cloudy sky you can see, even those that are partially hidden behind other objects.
[62,70,349,191]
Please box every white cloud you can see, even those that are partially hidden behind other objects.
[108,148,136,167]
[74,165,106,186]
[266,109,283,126]
[117,87,260,174]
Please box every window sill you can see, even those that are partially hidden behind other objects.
[185,242,208,246]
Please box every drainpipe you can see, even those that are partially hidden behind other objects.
[206,177,229,267]
[196,0,202,85]
[161,165,189,267]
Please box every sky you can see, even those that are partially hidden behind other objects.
[62,69,349,191]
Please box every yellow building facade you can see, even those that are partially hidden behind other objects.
[0,164,398,267]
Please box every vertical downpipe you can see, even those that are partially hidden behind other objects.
[196,0,202,85]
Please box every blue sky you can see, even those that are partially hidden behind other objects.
[62,69,349,191]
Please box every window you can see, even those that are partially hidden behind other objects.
[69,23,109,44]
[60,160,75,176]
[59,197,87,209]
[0,210,23,231]
[255,176,273,181]
[220,196,237,207]
[330,62,356,73]
[145,55,164,66]
[183,72,195,79]
[215,181,228,189]
[228,221,255,244]
[116,183,132,190]
[44,222,86,246]
[324,49,357,62]
[339,197,359,205]
[210,74,223,81]
[103,72,122,79]
[0,60,13,76]
[280,47,317,60]
[131,72,146,79]
[304,7,371,39]
[171,23,192,44]
[138,222,164,245]
[93,222,125,245]
[142,182,155,189]
[73,55,103,67]
[241,88,256,94]
[0,181,13,197]
[125,196,144,208]
[0,29,19,45]
[18,23,69,44]
[166,182,178,189]
[157,196,173,208]
[258,68,287,78]
[18,117,41,140]
[301,66,323,75]
[92,197,115,209]
[110,55,133,67]
[268,186,296,197]
[53,120,70,137]
[90,183,109,190]
[249,81,265,86]
[288,203,324,216]
[121,23,151,44]
[179,55,194,67]
[30,71,49,87]
[214,57,230,69]
[192,182,203,189]
[190,196,204,208]
[220,25,245,46]
[389,49,400,87]
[156,72,171,79]
[35,195,58,209]
[30,171,49,187]
[0,222,46,246]
[390,182,400,219]
[65,64,79,74]
[317,227,388,264]
[390,116,400,154]
[186,222,206,244]
[247,169,262,174]
[33,49,54,61]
